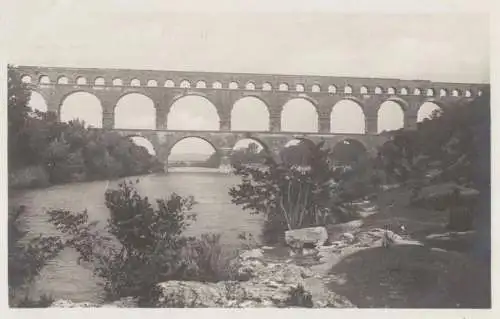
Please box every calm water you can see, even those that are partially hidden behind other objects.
[9,172,264,303]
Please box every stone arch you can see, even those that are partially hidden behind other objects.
[331,138,368,165]
[28,91,48,113]
[147,80,158,87]
[330,99,365,134]
[465,90,472,97]
[440,89,447,97]
[344,85,353,94]
[375,86,383,94]
[417,101,443,122]
[328,85,337,94]
[377,100,405,133]
[279,83,289,91]
[229,81,239,89]
[451,89,460,97]
[296,84,305,92]
[426,88,435,96]
[21,75,32,83]
[115,93,156,129]
[360,86,368,94]
[245,82,256,90]
[280,138,316,166]
[231,138,270,167]
[231,96,270,131]
[165,79,175,87]
[130,78,141,87]
[39,75,50,84]
[167,136,220,168]
[311,84,321,92]
[76,76,87,85]
[113,78,123,86]
[281,98,318,133]
[387,87,396,95]
[180,80,191,88]
[233,137,270,153]
[413,88,422,95]
[167,95,220,131]
[94,77,105,86]
[128,135,157,156]
[60,91,103,127]
[262,82,272,91]
[212,81,222,89]
[400,87,408,95]
[196,80,207,89]
[57,76,69,84]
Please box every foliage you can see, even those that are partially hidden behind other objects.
[285,284,313,308]
[377,91,490,189]
[7,65,163,187]
[8,206,64,307]
[229,140,374,243]
[46,181,230,303]
[230,142,267,168]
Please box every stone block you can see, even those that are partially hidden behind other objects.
[285,226,328,248]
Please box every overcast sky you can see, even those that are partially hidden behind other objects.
[4,0,490,155]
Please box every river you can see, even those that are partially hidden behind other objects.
[9,171,264,303]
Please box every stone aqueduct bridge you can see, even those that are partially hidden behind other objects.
[16,65,488,167]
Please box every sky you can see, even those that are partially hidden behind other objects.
[4,0,490,156]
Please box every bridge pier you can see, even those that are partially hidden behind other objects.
[218,148,233,173]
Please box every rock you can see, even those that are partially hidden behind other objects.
[285,226,328,248]
[239,248,264,260]
[152,248,351,308]
[340,232,355,243]
[51,300,100,308]
[52,297,137,308]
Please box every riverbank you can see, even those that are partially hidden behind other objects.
[49,185,490,308]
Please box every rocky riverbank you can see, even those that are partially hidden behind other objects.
[50,225,413,308]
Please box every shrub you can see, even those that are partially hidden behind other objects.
[8,206,64,307]
[46,181,232,304]
[285,284,313,308]
[178,233,238,282]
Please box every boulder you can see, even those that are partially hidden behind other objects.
[285,226,328,248]
[153,248,352,308]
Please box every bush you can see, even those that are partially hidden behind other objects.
[46,181,232,305]
[285,284,313,308]
[178,233,238,282]
[230,141,376,244]
[8,206,64,307]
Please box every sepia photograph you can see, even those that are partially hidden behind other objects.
[1,0,493,314]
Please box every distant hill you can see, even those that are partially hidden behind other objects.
[169,152,213,162]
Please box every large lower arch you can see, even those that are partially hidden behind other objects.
[231,138,270,167]
[167,136,219,168]
[115,93,156,129]
[417,102,443,122]
[280,138,316,166]
[231,97,270,131]
[281,98,318,133]
[331,100,366,134]
[129,136,156,156]
[60,92,102,128]
[167,95,220,131]
[331,139,368,165]
[28,91,48,113]
[377,101,405,133]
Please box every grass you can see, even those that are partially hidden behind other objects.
[325,185,491,308]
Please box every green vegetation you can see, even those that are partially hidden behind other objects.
[229,140,376,244]
[7,66,163,188]
[377,91,490,235]
[8,206,64,307]
[44,181,232,305]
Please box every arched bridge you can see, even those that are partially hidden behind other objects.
[14,65,488,169]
